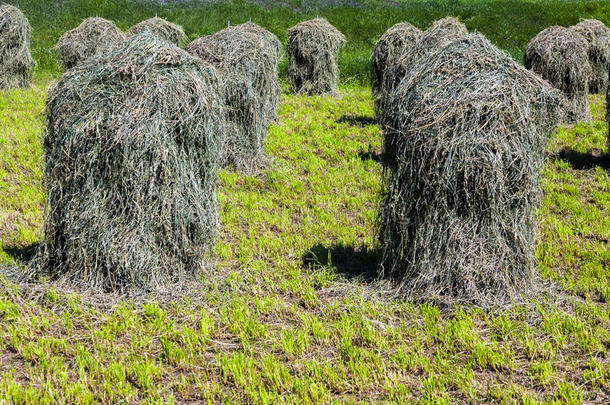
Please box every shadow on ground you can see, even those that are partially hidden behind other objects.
[556,149,610,171]
[336,114,377,127]
[3,243,39,263]
[358,149,385,163]
[303,243,380,281]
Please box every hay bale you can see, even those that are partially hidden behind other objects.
[378,33,561,307]
[524,26,592,124]
[0,4,34,89]
[404,17,468,66]
[570,19,610,94]
[382,17,468,161]
[238,21,282,62]
[186,22,281,171]
[287,18,345,96]
[371,22,422,116]
[127,17,185,46]
[55,17,125,70]
[37,32,224,292]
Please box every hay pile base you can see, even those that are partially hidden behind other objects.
[371,22,422,117]
[287,18,345,96]
[127,17,186,46]
[0,5,34,89]
[383,17,468,164]
[186,22,281,171]
[524,25,591,124]
[55,17,125,69]
[570,19,610,94]
[35,32,224,293]
[379,33,561,307]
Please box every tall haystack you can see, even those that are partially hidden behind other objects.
[287,18,346,96]
[524,26,591,124]
[186,22,281,171]
[55,17,125,70]
[127,17,186,46]
[371,22,422,117]
[383,17,468,161]
[0,4,34,89]
[378,33,561,307]
[570,19,610,94]
[37,32,224,292]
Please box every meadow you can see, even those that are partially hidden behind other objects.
[0,0,609,403]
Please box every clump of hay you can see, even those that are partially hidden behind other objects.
[36,32,224,292]
[570,19,610,94]
[403,17,468,68]
[127,16,186,46]
[378,33,561,307]
[55,17,125,69]
[524,25,592,124]
[186,22,281,171]
[382,17,467,160]
[0,4,34,89]
[371,22,422,116]
[287,18,345,96]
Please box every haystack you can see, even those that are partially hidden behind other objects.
[37,32,224,292]
[127,17,185,46]
[371,22,422,116]
[570,19,610,94]
[383,17,468,160]
[0,5,34,89]
[378,33,561,307]
[55,17,125,69]
[524,26,591,124]
[186,22,281,171]
[287,18,345,96]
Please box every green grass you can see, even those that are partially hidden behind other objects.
[0,77,608,402]
[6,0,610,83]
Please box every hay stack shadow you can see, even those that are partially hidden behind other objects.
[336,114,377,126]
[3,243,38,263]
[303,243,380,282]
[555,149,610,171]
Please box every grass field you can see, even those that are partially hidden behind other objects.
[0,0,609,403]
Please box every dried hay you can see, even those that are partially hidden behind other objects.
[382,16,468,160]
[186,22,281,171]
[33,32,224,293]
[287,18,345,96]
[0,4,34,89]
[570,19,610,94]
[524,25,591,124]
[127,16,186,46]
[55,17,125,69]
[379,33,561,307]
[371,22,422,117]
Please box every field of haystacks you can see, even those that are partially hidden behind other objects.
[0,0,608,403]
